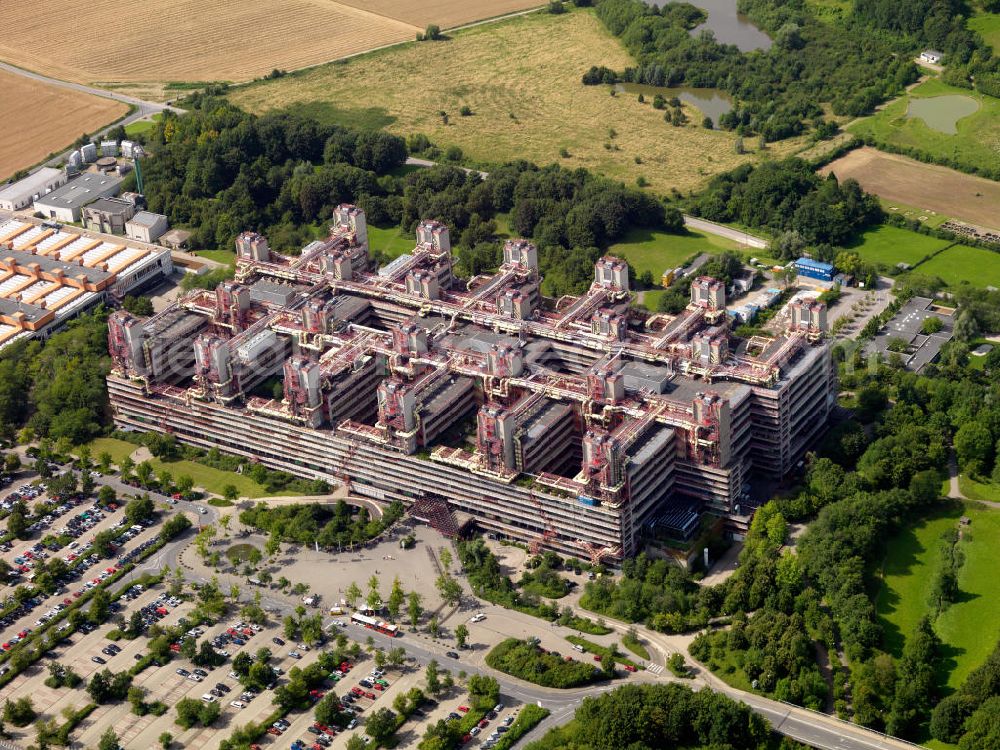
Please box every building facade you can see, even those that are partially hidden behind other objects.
[106,206,835,562]
[0,168,68,211]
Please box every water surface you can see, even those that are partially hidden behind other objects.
[646,0,772,52]
[906,95,979,135]
[617,83,734,125]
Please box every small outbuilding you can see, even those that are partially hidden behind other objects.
[920,50,944,64]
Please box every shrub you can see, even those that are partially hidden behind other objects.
[485,638,604,688]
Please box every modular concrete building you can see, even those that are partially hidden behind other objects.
[106,206,835,562]
[0,168,68,211]
[0,217,173,349]
[33,173,121,222]
[83,197,135,235]
[125,212,168,244]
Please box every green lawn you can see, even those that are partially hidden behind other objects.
[124,113,162,138]
[848,78,1000,177]
[368,225,415,261]
[969,12,1000,51]
[959,474,1000,503]
[609,227,737,279]
[880,198,950,229]
[78,437,138,466]
[194,249,236,266]
[913,244,1000,288]
[876,502,1000,691]
[146,458,276,499]
[845,224,951,268]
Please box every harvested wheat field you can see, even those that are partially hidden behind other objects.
[232,8,781,193]
[822,147,1000,233]
[336,0,544,28]
[0,70,127,180]
[0,0,420,85]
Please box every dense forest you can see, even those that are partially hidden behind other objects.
[586,0,999,139]
[688,159,883,246]
[136,93,679,297]
[525,683,784,750]
[0,310,110,444]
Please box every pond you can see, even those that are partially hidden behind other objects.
[617,83,734,125]
[906,95,980,135]
[646,0,772,52]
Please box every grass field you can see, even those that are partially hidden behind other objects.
[913,244,1000,288]
[848,78,1000,183]
[821,147,1000,233]
[969,11,1000,51]
[0,69,127,181]
[147,458,276,499]
[876,502,1000,690]
[609,227,737,278]
[844,224,952,268]
[78,437,139,467]
[231,9,789,193]
[124,113,163,138]
[194,249,237,266]
[368,225,417,261]
[959,475,1000,503]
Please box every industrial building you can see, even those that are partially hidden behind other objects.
[106,206,835,562]
[33,173,121,222]
[0,168,68,211]
[0,217,173,349]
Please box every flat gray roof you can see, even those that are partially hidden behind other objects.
[34,173,121,210]
[85,197,132,215]
[0,297,47,322]
[127,211,166,228]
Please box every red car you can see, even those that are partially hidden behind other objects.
[63,598,73,606]
[351,687,364,697]
[1,643,10,651]
[593,655,602,662]
[373,683,384,691]
[106,567,116,574]
[364,691,376,700]
[169,643,180,652]
[340,662,351,671]
[73,591,83,598]
[457,705,470,713]
[624,664,638,673]
[313,723,330,733]
[478,719,489,729]
[461,735,471,745]
[266,727,282,736]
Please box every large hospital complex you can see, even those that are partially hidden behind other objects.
[106,206,834,562]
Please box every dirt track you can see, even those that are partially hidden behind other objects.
[821,146,1000,233]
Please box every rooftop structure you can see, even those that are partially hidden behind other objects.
[83,197,135,236]
[0,217,173,348]
[0,168,68,211]
[107,205,835,562]
[33,173,121,222]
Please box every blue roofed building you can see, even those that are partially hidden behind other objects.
[794,257,835,282]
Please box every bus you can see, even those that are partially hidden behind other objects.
[350,612,399,637]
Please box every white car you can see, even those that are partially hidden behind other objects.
[187,674,203,682]
[469,613,486,623]
[201,694,217,703]
[230,700,246,709]
[197,507,208,515]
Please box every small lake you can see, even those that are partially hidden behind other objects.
[646,0,772,52]
[617,83,734,125]
[906,95,980,135]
